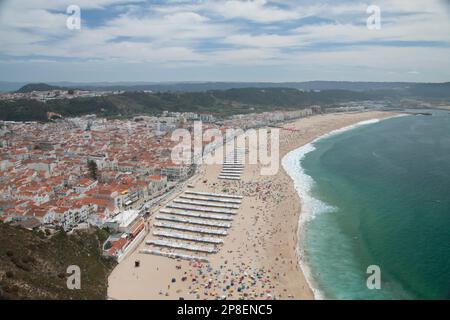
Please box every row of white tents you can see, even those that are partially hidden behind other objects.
[141,190,243,262]
[219,148,246,181]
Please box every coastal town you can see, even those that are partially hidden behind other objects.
[0,0,449,304]
[0,107,316,263]
[0,88,124,102]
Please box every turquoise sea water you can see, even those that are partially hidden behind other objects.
[286,111,450,300]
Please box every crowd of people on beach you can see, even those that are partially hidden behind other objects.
[141,127,312,299]
[159,260,281,300]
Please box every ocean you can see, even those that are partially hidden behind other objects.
[282,111,450,300]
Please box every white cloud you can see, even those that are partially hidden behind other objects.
[204,0,304,22]
[1,0,143,11]
[0,0,449,81]
[223,33,302,48]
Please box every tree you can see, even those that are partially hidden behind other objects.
[87,160,98,180]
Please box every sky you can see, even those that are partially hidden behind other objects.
[0,0,449,83]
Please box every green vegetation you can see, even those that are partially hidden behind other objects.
[0,88,370,121]
[2,84,450,122]
[0,223,115,300]
[0,99,49,122]
[88,160,98,181]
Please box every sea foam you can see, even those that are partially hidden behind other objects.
[281,116,404,300]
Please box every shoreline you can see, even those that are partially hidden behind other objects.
[282,114,404,300]
[107,111,397,300]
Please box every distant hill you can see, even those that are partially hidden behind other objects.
[0,222,115,300]
[48,81,418,92]
[16,83,67,93]
[1,85,449,121]
[1,80,449,93]
[0,87,376,121]
[409,82,450,98]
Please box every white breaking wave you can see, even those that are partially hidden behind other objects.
[282,142,331,300]
[281,115,406,300]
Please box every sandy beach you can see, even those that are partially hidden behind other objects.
[107,111,396,300]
